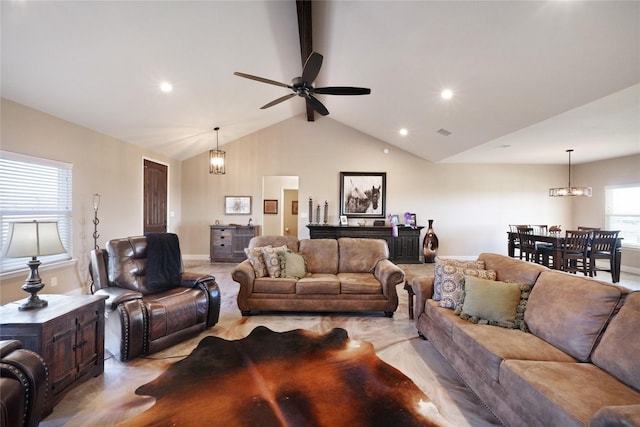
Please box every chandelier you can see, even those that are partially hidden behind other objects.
[209,126,225,175]
[549,149,592,197]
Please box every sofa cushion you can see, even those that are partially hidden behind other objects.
[433,257,485,301]
[500,360,640,427]
[338,272,382,294]
[253,277,296,294]
[438,268,497,309]
[338,238,388,273]
[478,252,546,285]
[525,271,625,362]
[262,245,288,278]
[244,246,268,278]
[453,319,576,384]
[296,274,340,295]
[299,239,338,274]
[457,275,521,327]
[591,291,640,391]
[144,287,207,340]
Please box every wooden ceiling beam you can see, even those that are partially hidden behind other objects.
[296,0,315,122]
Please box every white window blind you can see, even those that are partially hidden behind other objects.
[605,184,640,249]
[0,151,73,273]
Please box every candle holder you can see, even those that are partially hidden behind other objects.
[92,193,101,250]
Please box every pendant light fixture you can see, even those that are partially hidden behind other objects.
[549,149,592,197]
[209,126,225,175]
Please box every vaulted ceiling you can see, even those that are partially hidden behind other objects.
[2,1,638,164]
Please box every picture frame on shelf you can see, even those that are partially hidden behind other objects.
[224,196,251,215]
[409,213,417,226]
[263,199,278,215]
[339,215,349,226]
[339,172,386,218]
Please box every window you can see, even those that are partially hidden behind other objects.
[0,151,73,273]
[605,184,640,249]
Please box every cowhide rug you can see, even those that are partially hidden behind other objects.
[120,326,450,427]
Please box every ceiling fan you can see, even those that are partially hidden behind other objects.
[234,51,371,116]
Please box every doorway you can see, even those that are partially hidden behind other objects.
[143,159,168,233]
[262,176,299,236]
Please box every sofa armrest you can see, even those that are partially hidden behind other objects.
[411,276,434,324]
[590,405,640,427]
[95,287,142,311]
[374,259,405,298]
[181,273,221,327]
[232,260,256,311]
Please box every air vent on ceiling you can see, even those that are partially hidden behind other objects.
[437,128,452,136]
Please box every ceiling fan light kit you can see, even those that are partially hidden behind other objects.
[234,51,371,117]
[549,149,592,197]
[209,126,225,175]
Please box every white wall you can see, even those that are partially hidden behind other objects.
[1,99,182,302]
[179,115,576,259]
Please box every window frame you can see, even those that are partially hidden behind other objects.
[605,183,640,250]
[0,150,73,274]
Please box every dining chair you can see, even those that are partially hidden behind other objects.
[530,225,549,234]
[577,226,601,232]
[588,230,620,279]
[509,225,528,258]
[562,230,592,275]
[517,227,541,264]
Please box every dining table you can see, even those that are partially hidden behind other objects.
[507,231,622,283]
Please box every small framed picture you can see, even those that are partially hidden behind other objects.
[409,213,417,226]
[264,199,278,214]
[339,215,348,226]
[292,200,298,215]
[225,196,251,215]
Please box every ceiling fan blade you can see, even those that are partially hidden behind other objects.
[305,94,329,116]
[233,72,292,89]
[313,86,371,95]
[301,52,323,84]
[260,93,296,109]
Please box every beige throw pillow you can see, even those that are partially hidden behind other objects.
[244,246,269,278]
[456,275,522,328]
[282,251,307,279]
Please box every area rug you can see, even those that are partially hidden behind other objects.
[120,326,450,427]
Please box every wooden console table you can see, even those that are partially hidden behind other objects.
[307,225,424,263]
[0,294,107,414]
[210,225,260,262]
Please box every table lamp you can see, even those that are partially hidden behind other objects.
[3,221,66,310]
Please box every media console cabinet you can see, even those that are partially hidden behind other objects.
[307,225,424,263]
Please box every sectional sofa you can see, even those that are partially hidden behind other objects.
[412,253,640,427]
[232,236,405,316]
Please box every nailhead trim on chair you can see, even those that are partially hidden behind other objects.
[1,363,29,426]
[118,304,131,361]
[141,301,150,355]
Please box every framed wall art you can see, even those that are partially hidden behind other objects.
[292,200,298,215]
[339,172,386,218]
[264,199,278,215]
[224,196,251,215]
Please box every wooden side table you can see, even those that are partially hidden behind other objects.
[404,281,415,319]
[0,294,107,415]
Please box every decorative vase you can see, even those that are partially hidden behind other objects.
[423,219,439,263]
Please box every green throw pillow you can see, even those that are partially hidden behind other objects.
[457,275,521,328]
[282,251,306,279]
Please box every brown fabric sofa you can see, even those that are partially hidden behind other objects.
[0,340,48,427]
[412,253,640,427]
[90,234,221,361]
[232,236,405,317]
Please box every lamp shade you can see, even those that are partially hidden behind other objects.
[3,221,66,258]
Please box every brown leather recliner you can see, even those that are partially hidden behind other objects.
[90,234,221,362]
[0,340,48,427]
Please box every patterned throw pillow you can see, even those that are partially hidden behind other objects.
[437,267,497,309]
[433,257,486,301]
[244,246,269,278]
[262,245,288,278]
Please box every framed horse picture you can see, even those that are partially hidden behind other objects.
[339,172,386,218]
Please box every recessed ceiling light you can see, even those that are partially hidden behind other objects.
[441,89,453,100]
[383,148,390,154]
[160,81,173,93]
[399,128,408,136]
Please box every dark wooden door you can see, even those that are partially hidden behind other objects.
[144,159,168,233]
